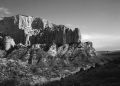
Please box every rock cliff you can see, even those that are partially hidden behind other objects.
[0,15,99,86]
[0,15,81,46]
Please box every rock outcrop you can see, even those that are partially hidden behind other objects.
[0,33,15,51]
[0,15,81,46]
[0,15,99,86]
[4,36,15,51]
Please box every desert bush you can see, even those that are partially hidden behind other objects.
[0,50,6,58]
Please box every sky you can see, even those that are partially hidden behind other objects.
[0,0,120,51]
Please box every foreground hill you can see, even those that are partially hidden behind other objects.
[0,41,96,86]
[0,48,120,86]
[42,51,120,86]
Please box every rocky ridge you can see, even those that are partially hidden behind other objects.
[0,15,97,86]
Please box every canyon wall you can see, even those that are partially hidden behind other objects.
[0,15,81,46]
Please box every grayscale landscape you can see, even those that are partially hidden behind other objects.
[0,0,120,86]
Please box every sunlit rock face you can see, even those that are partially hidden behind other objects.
[4,36,16,51]
[0,15,81,46]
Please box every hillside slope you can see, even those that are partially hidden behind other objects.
[43,51,120,86]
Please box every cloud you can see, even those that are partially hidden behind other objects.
[81,34,120,50]
[0,7,11,17]
[82,34,120,41]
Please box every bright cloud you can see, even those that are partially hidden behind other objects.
[0,7,11,17]
[82,34,120,50]
[82,34,91,40]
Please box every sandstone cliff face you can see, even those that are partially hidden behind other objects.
[0,15,81,46]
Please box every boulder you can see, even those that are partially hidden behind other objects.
[31,44,46,49]
[82,41,96,57]
[0,34,15,51]
[57,44,69,56]
[4,36,16,51]
[47,43,57,57]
